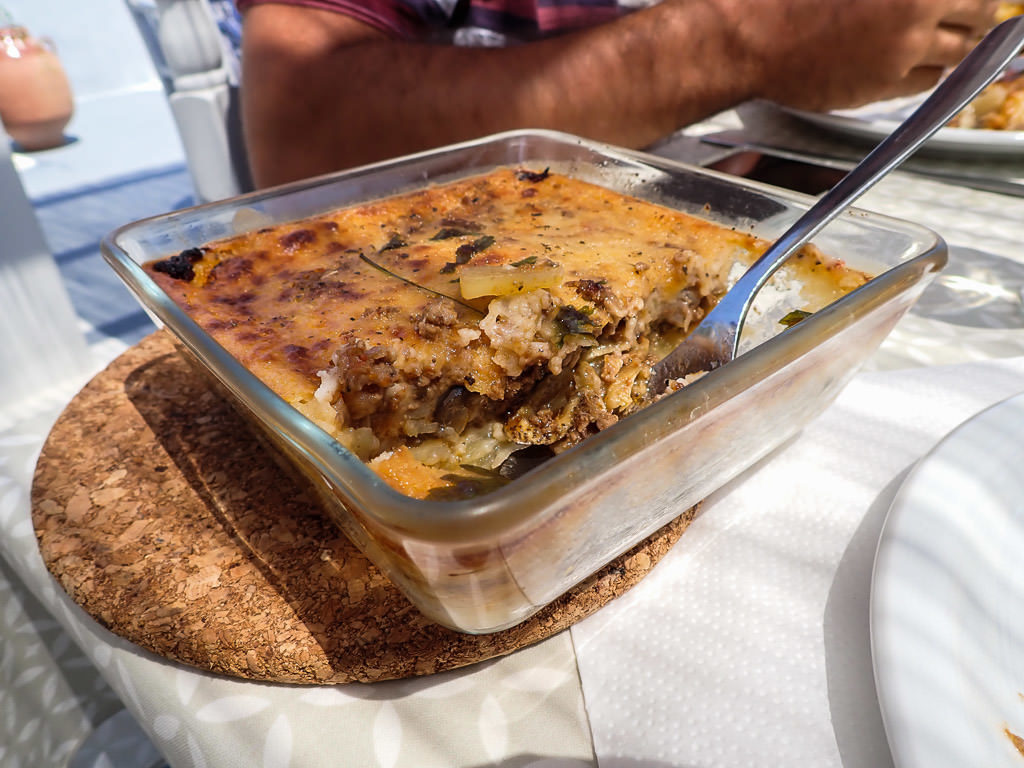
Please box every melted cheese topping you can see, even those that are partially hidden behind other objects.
[146,168,868,499]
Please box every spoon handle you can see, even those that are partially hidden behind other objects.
[719,15,1024,350]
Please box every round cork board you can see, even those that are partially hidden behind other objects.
[32,331,698,685]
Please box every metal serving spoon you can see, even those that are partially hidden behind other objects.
[648,15,1024,395]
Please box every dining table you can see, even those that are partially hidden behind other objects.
[3,100,1024,768]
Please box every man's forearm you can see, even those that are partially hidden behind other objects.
[240,3,750,187]
[241,0,995,187]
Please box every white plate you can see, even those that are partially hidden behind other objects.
[871,391,1024,767]
[786,94,1024,157]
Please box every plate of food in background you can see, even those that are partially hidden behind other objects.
[782,3,1024,156]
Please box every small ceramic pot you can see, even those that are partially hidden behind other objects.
[0,25,74,151]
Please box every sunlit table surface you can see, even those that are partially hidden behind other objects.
[4,108,1024,768]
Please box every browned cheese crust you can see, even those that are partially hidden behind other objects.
[146,167,866,498]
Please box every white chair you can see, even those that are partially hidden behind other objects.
[126,0,251,203]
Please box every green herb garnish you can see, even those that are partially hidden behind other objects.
[379,234,407,252]
[555,305,596,335]
[430,227,473,240]
[358,253,483,315]
[440,235,496,274]
[779,309,813,327]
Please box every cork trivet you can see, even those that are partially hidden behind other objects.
[32,331,698,685]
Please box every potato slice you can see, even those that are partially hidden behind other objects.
[460,262,565,299]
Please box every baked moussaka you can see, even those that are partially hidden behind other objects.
[145,167,868,499]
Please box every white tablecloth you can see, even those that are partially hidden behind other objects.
[5,113,1024,767]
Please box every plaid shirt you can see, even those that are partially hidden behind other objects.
[233,0,647,45]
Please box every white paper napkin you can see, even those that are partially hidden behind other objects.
[571,355,1024,768]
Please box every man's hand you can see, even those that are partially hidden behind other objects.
[713,0,1001,111]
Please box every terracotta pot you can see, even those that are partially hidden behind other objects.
[0,25,74,151]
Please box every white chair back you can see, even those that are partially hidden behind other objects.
[125,0,250,203]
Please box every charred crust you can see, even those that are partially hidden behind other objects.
[516,167,550,183]
[278,269,365,302]
[567,278,610,304]
[279,228,317,251]
[152,247,205,282]
[209,256,254,285]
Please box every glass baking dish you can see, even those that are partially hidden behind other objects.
[102,129,945,634]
